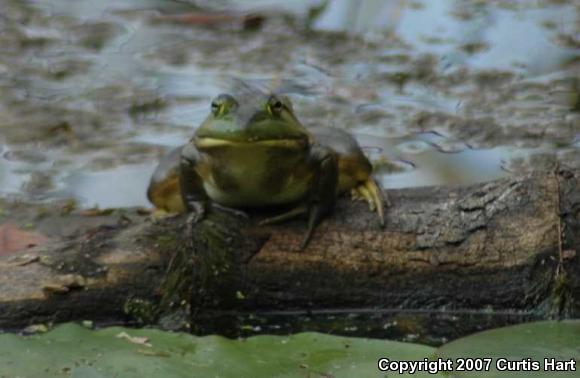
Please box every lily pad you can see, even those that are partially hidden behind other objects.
[435,320,580,378]
[0,323,437,377]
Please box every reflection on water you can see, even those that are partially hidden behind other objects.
[379,147,511,189]
[0,158,30,196]
[0,0,578,209]
[59,163,154,209]
[315,0,577,74]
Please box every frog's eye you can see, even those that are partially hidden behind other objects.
[268,96,285,115]
[211,94,237,116]
[210,100,220,115]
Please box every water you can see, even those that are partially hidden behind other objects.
[0,0,577,209]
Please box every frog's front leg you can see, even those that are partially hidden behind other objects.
[180,143,248,223]
[302,144,339,248]
[260,144,339,249]
[180,142,209,223]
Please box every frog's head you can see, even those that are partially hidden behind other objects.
[194,92,310,149]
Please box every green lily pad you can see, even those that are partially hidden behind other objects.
[435,320,580,378]
[0,323,437,377]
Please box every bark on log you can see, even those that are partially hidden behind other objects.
[0,169,579,328]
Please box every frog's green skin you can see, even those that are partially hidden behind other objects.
[147,92,385,248]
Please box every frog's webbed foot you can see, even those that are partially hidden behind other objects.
[258,203,329,250]
[210,202,249,219]
[186,201,206,223]
[183,201,247,248]
[184,202,248,240]
[150,208,182,221]
[351,179,387,227]
[258,204,308,226]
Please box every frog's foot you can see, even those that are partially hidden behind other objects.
[258,203,329,250]
[350,188,363,202]
[302,203,330,250]
[185,201,205,223]
[184,202,247,248]
[299,145,339,250]
[210,202,249,219]
[150,208,181,221]
[258,204,308,226]
[352,179,387,227]
[184,201,206,248]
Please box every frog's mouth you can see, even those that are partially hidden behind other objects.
[194,137,308,149]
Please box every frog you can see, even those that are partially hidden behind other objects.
[147,89,386,249]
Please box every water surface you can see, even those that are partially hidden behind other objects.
[0,0,577,208]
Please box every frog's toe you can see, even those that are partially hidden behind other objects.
[354,179,386,227]
[353,184,376,211]
[150,208,180,221]
[259,204,308,226]
[210,202,249,219]
[350,188,364,202]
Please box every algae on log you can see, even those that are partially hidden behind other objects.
[0,169,579,328]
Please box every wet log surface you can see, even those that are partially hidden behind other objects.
[0,169,579,328]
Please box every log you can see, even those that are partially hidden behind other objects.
[0,169,578,329]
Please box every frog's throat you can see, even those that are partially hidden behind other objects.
[194,137,307,149]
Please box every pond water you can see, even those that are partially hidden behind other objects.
[0,0,577,209]
[0,0,578,340]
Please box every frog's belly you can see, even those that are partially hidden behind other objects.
[200,153,312,208]
[204,179,309,207]
[203,170,311,207]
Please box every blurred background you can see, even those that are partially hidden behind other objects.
[0,0,578,209]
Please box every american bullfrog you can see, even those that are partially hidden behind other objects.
[147,89,386,248]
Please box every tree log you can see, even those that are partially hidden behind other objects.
[0,169,578,328]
